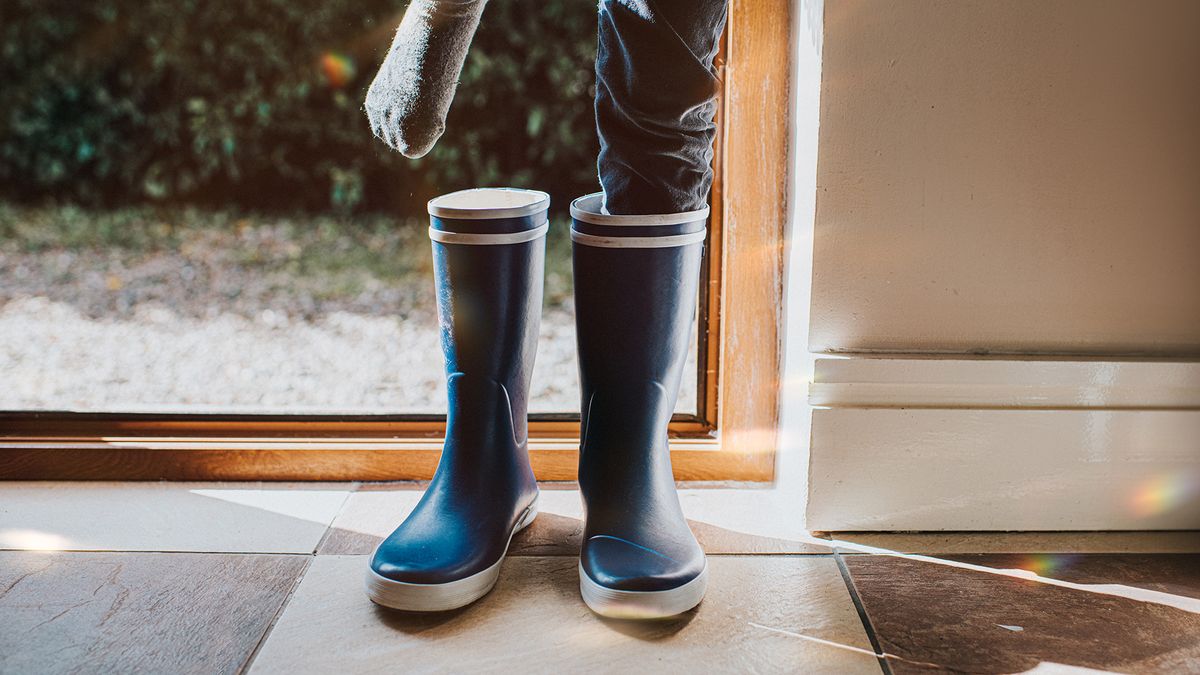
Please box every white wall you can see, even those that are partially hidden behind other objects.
[785,0,1200,530]
[809,0,1200,356]
[775,0,824,524]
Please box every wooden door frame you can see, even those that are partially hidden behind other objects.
[0,0,790,482]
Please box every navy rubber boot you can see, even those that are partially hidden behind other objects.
[366,188,549,612]
[569,192,709,619]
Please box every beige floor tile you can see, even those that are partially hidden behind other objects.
[676,485,826,553]
[249,555,878,674]
[0,482,351,553]
[320,485,831,555]
[822,531,1200,554]
[0,551,306,674]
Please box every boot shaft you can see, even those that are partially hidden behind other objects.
[570,192,708,452]
[433,237,544,400]
[572,243,702,410]
[428,188,549,449]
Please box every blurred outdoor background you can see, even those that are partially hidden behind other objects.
[0,0,698,414]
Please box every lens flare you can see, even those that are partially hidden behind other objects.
[1012,553,1079,577]
[320,51,356,89]
[1130,473,1198,518]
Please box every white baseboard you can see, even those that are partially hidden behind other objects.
[806,358,1200,531]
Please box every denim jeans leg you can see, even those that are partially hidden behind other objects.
[595,0,730,215]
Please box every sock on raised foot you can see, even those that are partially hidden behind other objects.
[364,0,488,159]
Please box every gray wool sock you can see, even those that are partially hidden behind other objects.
[365,0,488,159]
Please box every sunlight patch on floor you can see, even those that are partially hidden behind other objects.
[0,529,71,551]
[188,488,350,525]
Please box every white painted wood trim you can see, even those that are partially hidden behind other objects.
[806,357,1200,531]
[810,357,1200,409]
[428,222,548,246]
[807,408,1200,531]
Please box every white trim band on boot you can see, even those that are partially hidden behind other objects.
[570,192,710,227]
[570,228,707,249]
[429,222,549,246]
[428,188,551,220]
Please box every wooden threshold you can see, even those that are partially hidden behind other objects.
[0,413,714,438]
[0,412,764,481]
[0,436,775,482]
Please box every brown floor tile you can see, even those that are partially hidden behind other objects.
[822,531,1200,555]
[949,553,1200,602]
[843,553,1200,674]
[318,528,385,556]
[0,551,308,675]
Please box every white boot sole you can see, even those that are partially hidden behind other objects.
[578,561,707,619]
[364,497,538,612]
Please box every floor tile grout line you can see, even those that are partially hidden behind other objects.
[239,553,315,675]
[834,551,894,675]
[317,553,842,559]
[240,555,313,674]
[313,553,840,559]
[0,549,841,557]
[0,548,316,555]
[313,484,359,555]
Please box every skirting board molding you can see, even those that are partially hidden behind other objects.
[806,357,1200,531]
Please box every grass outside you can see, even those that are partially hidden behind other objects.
[0,203,575,320]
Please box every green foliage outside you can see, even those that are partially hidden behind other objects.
[0,0,600,215]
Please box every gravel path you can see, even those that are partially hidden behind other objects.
[1,234,697,414]
[0,296,593,413]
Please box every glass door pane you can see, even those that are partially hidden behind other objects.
[0,0,702,416]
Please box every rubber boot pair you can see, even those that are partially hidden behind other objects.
[366,188,707,619]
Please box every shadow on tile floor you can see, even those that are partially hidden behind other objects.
[368,566,699,643]
[321,511,829,557]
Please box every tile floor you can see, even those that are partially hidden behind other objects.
[1,481,1198,674]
